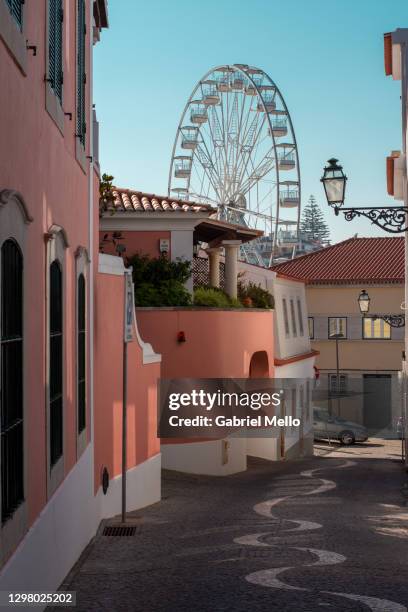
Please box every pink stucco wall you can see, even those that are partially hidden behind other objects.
[94,273,160,493]
[137,308,274,445]
[136,308,275,378]
[100,230,171,259]
[0,2,96,528]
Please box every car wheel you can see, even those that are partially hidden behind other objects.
[339,431,355,445]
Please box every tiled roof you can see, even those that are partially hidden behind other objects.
[271,237,404,285]
[107,188,215,214]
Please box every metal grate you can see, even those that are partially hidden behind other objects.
[192,257,225,289]
[102,525,137,537]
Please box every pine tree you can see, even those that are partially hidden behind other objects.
[300,195,330,243]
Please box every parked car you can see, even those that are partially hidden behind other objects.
[313,409,368,445]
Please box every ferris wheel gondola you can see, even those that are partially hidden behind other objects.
[168,64,301,266]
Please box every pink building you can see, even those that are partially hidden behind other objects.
[0,0,161,596]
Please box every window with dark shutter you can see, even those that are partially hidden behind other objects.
[48,0,63,102]
[77,274,86,434]
[5,0,24,29]
[1,240,24,524]
[76,0,86,145]
[49,260,63,467]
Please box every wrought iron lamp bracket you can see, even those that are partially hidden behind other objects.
[334,205,408,234]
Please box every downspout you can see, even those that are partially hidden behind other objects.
[88,1,95,486]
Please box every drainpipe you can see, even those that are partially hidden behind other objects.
[88,1,95,484]
[402,36,408,468]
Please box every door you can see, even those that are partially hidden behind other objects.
[363,374,392,431]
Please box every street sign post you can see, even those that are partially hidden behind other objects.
[122,268,134,523]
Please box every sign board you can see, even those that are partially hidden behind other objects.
[124,269,135,343]
[159,238,170,254]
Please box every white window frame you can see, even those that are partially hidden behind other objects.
[46,225,68,498]
[75,247,89,458]
[328,317,347,339]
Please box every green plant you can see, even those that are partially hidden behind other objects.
[193,286,242,308]
[128,253,192,307]
[99,173,115,214]
[238,281,274,309]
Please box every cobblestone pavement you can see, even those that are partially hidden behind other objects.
[60,440,408,611]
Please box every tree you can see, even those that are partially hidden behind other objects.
[300,195,330,243]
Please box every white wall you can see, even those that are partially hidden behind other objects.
[161,437,247,476]
[0,447,161,599]
[246,436,280,461]
[273,277,311,360]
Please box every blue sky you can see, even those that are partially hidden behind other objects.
[94,0,407,243]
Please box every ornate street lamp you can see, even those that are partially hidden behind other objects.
[358,288,405,327]
[321,158,347,206]
[321,158,408,233]
[357,289,371,314]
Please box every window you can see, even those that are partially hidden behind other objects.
[5,0,23,28]
[297,298,304,336]
[290,299,297,336]
[49,260,63,467]
[48,0,64,101]
[363,317,391,339]
[282,298,290,336]
[329,373,347,395]
[328,317,347,339]
[1,240,24,523]
[76,0,86,145]
[77,274,86,434]
[308,317,314,339]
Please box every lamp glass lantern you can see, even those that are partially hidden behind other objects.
[358,289,371,315]
[321,158,347,206]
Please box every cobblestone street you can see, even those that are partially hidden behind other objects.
[61,440,408,611]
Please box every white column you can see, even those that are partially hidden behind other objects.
[223,240,241,299]
[207,247,221,288]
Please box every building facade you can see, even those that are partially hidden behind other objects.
[272,237,405,435]
[0,0,161,597]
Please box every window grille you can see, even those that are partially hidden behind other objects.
[48,0,64,101]
[1,240,24,523]
[50,260,63,466]
[77,274,86,433]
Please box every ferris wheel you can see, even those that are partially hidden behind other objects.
[168,64,301,266]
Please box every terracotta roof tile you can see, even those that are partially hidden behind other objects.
[108,188,215,214]
[271,237,404,284]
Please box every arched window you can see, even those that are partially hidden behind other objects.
[77,273,86,434]
[49,260,63,467]
[1,239,24,523]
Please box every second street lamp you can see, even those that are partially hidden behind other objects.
[321,158,408,233]
[358,288,405,328]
